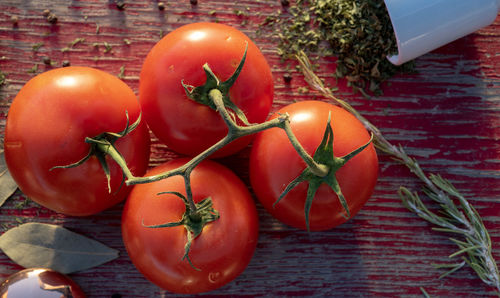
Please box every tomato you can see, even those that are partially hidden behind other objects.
[4,67,150,216]
[139,22,274,157]
[122,158,258,294]
[249,100,378,231]
[0,268,86,298]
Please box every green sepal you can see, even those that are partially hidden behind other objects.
[143,191,220,270]
[182,43,250,125]
[50,111,141,193]
[275,112,373,231]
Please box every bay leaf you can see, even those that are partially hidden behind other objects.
[0,149,18,207]
[0,223,119,274]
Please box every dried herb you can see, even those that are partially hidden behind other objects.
[46,13,58,24]
[262,0,416,96]
[118,65,125,79]
[27,64,38,74]
[0,71,6,86]
[0,150,18,208]
[61,38,84,53]
[0,223,119,274]
[69,37,85,48]
[32,42,44,52]
[103,42,113,53]
[116,0,125,10]
[41,56,56,67]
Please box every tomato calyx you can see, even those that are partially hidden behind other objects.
[50,111,141,192]
[181,44,250,126]
[142,191,220,270]
[275,113,374,231]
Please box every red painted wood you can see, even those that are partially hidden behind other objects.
[0,1,499,297]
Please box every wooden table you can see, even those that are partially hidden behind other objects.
[0,1,499,297]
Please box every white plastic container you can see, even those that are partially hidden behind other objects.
[384,0,500,65]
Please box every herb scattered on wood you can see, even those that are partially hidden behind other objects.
[32,42,44,52]
[0,71,6,86]
[68,37,85,49]
[103,42,113,53]
[42,56,52,65]
[116,0,125,10]
[261,0,416,96]
[297,52,500,294]
[118,65,125,79]
[46,12,58,24]
[27,64,38,74]
[13,198,30,210]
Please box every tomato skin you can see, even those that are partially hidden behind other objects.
[4,67,150,216]
[139,22,274,157]
[122,158,259,294]
[249,101,378,231]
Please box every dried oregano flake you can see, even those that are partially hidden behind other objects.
[260,0,416,96]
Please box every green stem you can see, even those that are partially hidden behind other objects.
[126,89,289,186]
[96,142,134,180]
[126,88,328,185]
[282,121,329,177]
[183,171,198,215]
[208,89,240,136]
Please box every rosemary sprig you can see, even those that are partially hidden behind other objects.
[295,51,500,294]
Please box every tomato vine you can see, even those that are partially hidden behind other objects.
[117,48,373,256]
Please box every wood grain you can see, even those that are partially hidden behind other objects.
[0,1,499,297]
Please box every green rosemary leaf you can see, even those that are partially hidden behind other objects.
[420,287,431,298]
[434,261,466,279]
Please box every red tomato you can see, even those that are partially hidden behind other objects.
[139,22,274,157]
[249,100,378,231]
[0,268,86,298]
[4,67,150,216]
[122,158,259,294]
